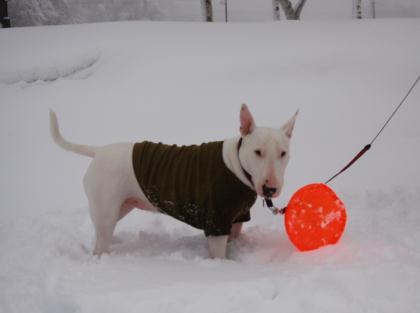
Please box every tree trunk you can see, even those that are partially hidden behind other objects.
[1,0,11,28]
[356,0,362,19]
[278,0,307,20]
[201,0,213,22]
[224,0,228,22]
[371,0,376,19]
[278,0,294,20]
[272,0,281,21]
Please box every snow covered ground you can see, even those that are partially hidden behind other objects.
[1,19,420,312]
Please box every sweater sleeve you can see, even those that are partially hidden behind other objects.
[233,211,251,223]
[204,203,233,237]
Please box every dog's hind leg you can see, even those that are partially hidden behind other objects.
[82,143,153,256]
[88,197,122,256]
[82,145,132,256]
[90,197,136,255]
[93,218,117,256]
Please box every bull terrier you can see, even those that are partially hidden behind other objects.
[49,104,297,259]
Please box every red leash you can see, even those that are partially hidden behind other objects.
[266,75,420,215]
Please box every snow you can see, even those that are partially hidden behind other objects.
[321,211,341,228]
[1,19,420,312]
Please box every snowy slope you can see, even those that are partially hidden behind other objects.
[1,19,420,313]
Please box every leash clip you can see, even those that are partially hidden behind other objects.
[263,198,286,215]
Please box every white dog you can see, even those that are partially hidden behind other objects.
[50,104,297,259]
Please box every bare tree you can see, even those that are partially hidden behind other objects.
[273,0,307,20]
[201,0,213,22]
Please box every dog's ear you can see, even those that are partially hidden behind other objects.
[240,103,256,136]
[281,110,299,138]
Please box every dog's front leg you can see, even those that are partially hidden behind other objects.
[207,235,228,259]
[229,223,243,241]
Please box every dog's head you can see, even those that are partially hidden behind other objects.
[238,103,298,198]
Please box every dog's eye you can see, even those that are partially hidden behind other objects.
[254,149,262,157]
[280,151,287,158]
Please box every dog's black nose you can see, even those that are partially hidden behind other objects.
[263,184,277,197]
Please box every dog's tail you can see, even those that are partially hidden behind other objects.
[49,110,97,158]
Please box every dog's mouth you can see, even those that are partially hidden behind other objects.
[260,183,282,199]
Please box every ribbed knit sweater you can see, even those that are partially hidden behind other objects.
[132,141,257,236]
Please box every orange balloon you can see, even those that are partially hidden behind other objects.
[284,183,346,252]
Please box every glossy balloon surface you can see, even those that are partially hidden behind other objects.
[285,183,347,251]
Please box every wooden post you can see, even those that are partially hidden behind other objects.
[1,0,11,28]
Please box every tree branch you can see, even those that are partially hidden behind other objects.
[278,0,295,20]
[294,0,307,19]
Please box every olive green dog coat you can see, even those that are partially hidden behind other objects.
[132,141,257,236]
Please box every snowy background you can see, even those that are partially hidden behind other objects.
[7,0,420,27]
[2,1,420,312]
